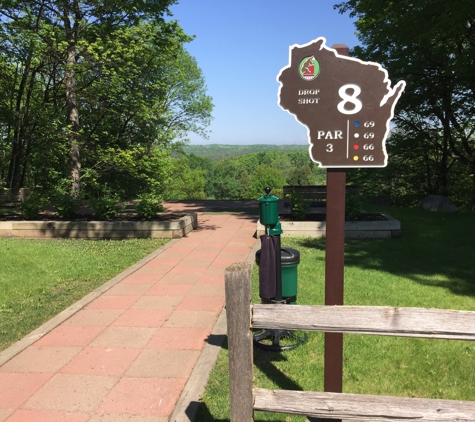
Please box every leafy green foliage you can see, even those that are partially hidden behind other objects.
[182,144,308,160]
[52,193,80,220]
[179,147,324,201]
[208,160,244,200]
[248,164,286,200]
[288,190,311,221]
[0,2,213,200]
[135,195,164,220]
[336,0,475,209]
[164,156,207,200]
[82,146,173,201]
[19,192,47,220]
[345,190,363,221]
[89,191,123,220]
[287,164,314,186]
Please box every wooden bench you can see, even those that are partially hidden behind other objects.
[282,185,359,212]
[225,262,475,421]
[0,188,30,204]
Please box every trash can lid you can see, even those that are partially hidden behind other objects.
[255,247,300,265]
[281,247,300,264]
[258,194,279,203]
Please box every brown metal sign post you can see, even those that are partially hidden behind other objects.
[323,44,349,413]
[277,37,405,420]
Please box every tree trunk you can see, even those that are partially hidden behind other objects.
[66,44,80,197]
[64,2,81,197]
[439,134,449,197]
[471,163,475,211]
[6,3,45,190]
[6,58,32,190]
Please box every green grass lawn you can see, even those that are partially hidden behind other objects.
[196,205,475,421]
[0,237,169,351]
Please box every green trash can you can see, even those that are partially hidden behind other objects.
[255,247,300,304]
[280,247,300,304]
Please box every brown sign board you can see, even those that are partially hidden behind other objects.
[277,37,405,168]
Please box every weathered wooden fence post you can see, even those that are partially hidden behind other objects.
[225,262,254,422]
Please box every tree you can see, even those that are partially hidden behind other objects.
[84,146,174,201]
[184,153,216,198]
[248,164,285,200]
[77,23,212,198]
[287,165,313,186]
[209,160,243,200]
[336,0,475,209]
[0,0,212,199]
[164,156,207,200]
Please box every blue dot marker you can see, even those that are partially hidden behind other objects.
[354,121,360,127]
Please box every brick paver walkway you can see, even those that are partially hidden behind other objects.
[0,204,257,422]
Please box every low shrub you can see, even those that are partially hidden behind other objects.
[20,192,47,220]
[135,195,164,220]
[52,193,80,220]
[289,190,310,221]
[345,191,363,220]
[90,194,123,220]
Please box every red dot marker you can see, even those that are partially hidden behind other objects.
[353,144,359,150]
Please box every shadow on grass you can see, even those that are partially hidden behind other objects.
[217,337,304,391]
[195,336,306,421]
[187,401,228,422]
[192,401,279,422]
[253,346,304,391]
[293,207,475,298]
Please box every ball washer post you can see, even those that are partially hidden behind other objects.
[253,187,306,352]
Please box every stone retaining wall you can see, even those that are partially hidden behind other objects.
[257,213,401,238]
[0,212,197,239]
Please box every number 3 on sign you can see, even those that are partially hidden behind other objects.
[326,143,333,152]
[337,84,362,115]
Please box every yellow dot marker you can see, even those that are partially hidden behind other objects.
[353,156,359,161]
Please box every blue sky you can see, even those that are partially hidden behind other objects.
[170,1,360,145]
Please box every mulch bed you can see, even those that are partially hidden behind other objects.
[0,210,187,222]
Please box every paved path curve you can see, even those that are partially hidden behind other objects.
[0,202,258,422]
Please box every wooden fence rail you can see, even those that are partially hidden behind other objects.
[253,304,475,341]
[225,262,475,421]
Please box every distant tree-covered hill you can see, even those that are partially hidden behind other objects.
[182,144,308,161]
[166,145,324,201]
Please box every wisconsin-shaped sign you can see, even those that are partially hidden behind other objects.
[277,37,406,168]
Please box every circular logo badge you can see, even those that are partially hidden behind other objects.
[299,56,320,81]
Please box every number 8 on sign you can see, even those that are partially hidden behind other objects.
[337,84,362,115]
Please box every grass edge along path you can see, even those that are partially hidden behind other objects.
[195,205,475,421]
[0,237,171,353]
